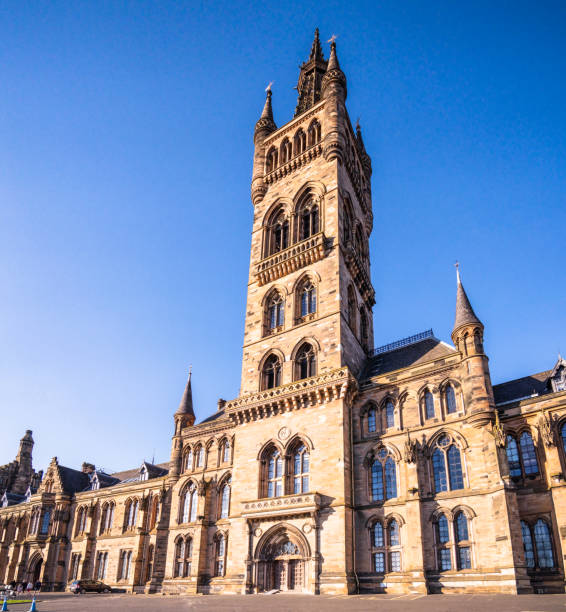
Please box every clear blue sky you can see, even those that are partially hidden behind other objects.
[1,1,564,473]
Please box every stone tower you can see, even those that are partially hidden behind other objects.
[242,29,375,397]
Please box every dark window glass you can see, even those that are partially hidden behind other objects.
[519,432,539,476]
[439,548,451,571]
[521,521,535,569]
[506,436,522,477]
[447,445,464,490]
[368,408,376,433]
[385,401,395,429]
[432,448,447,493]
[371,460,383,501]
[424,391,435,419]
[437,516,450,544]
[533,520,555,569]
[445,385,457,414]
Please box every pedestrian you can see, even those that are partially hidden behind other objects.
[26,581,33,592]
[16,582,23,594]
[34,580,41,592]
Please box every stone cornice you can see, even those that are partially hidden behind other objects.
[225,367,357,425]
[241,492,320,519]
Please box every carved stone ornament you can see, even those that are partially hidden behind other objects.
[302,523,312,534]
[253,527,263,537]
[278,426,291,441]
[538,412,556,448]
[403,432,418,464]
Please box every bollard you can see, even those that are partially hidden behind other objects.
[27,596,37,612]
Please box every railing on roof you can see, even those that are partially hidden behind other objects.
[370,329,434,357]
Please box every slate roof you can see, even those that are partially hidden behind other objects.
[58,465,90,494]
[362,337,457,380]
[453,279,482,332]
[1,491,26,507]
[493,371,551,405]
[111,461,169,483]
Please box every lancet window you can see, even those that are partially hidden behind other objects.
[298,280,317,319]
[521,519,555,570]
[292,444,310,493]
[444,384,457,414]
[265,209,290,257]
[295,342,316,380]
[180,483,198,524]
[266,147,278,173]
[370,519,402,573]
[261,353,282,390]
[294,128,306,155]
[174,536,193,577]
[297,197,319,241]
[307,119,321,146]
[265,291,284,333]
[124,499,139,531]
[431,435,465,493]
[219,476,231,519]
[214,533,227,577]
[100,502,114,534]
[423,390,435,420]
[280,138,292,164]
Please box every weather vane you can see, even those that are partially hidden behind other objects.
[265,81,273,92]
[327,34,337,43]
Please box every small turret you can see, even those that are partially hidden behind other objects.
[450,266,494,426]
[321,39,347,100]
[251,87,277,206]
[175,369,196,430]
[320,37,347,164]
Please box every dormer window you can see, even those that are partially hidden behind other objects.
[140,466,149,481]
[90,473,100,490]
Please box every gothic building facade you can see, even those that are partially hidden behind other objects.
[1,31,565,596]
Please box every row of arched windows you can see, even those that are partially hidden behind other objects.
[173,532,227,578]
[263,278,317,337]
[178,476,231,524]
[182,438,232,473]
[362,385,462,436]
[265,120,322,174]
[263,196,321,258]
[505,431,539,479]
[261,341,317,390]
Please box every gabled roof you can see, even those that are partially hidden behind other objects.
[110,461,169,484]
[362,336,456,380]
[57,465,91,495]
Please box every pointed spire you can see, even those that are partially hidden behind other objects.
[327,40,341,71]
[321,37,347,100]
[175,367,195,422]
[453,265,482,333]
[255,86,276,135]
[310,28,324,61]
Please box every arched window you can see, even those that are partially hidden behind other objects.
[385,400,395,429]
[221,439,231,464]
[370,519,401,574]
[295,342,316,380]
[265,291,284,332]
[561,422,566,457]
[307,119,321,146]
[215,534,227,577]
[292,444,310,493]
[299,280,316,319]
[145,545,154,582]
[280,138,292,164]
[96,551,108,580]
[266,211,290,256]
[74,506,86,536]
[360,307,369,350]
[294,128,306,156]
[519,431,539,476]
[436,514,451,571]
[40,508,51,535]
[444,385,457,414]
[148,496,160,531]
[367,406,377,433]
[195,445,204,468]
[370,448,397,502]
[220,477,231,519]
[124,499,138,531]
[180,484,198,524]
[533,519,555,569]
[183,448,193,472]
[174,536,192,577]
[506,432,539,479]
[424,390,435,420]
[261,354,282,390]
[454,512,471,569]
[432,435,464,493]
[266,147,278,173]
[347,285,357,335]
[267,449,283,498]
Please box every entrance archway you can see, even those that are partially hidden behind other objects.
[27,554,43,585]
[254,524,311,593]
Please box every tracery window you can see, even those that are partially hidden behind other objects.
[100,502,114,534]
[280,138,292,164]
[299,280,316,319]
[506,432,539,479]
[294,128,306,156]
[431,435,464,493]
[295,342,316,380]
[180,483,198,524]
[214,533,227,577]
[292,444,310,493]
[444,385,457,414]
[219,476,231,519]
[183,447,193,472]
[266,212,290,256]
[370,448,397,502]
[266,147,278,173]
[424,390,435,420]
[39,508,51,535]
[521,519,556,570]
[267,449,283,498]
[297,198,319,241]
[370,519,402,573]
[261,353,282,390]
[307,119,321,146]
[221,439,231,464]
[174,536,193,577]
[266,291,284,332]
[434,512,473,571]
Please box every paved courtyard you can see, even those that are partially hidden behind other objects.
[11,592,565,611]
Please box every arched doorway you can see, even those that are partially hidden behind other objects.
[254,524,310,593]
[27,555,43,585]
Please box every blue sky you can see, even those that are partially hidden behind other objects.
[1,1,564,473]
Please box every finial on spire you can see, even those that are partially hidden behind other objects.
[255,85,276,134]
[455,261,461,284]
[310,28,324,61]
[327,34,337,44]
[452,265,482,335]
[265,81,273,92]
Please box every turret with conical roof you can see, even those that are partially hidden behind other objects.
[170,369,195,479]
[450,267,495,426]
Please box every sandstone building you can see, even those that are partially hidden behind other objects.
[1,30,565,596]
